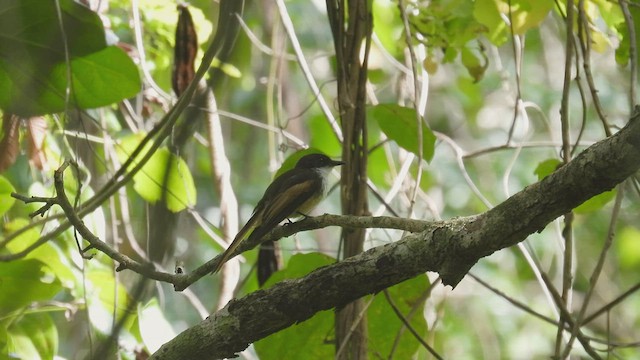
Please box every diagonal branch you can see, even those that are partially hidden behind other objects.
[150,111,640,359]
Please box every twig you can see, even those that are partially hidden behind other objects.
[10,193,57,218]
[383,289,443,360]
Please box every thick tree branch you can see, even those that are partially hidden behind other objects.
[151,112,640,359]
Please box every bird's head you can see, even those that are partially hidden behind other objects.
[295,153,344,169]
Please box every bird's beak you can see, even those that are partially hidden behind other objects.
[332,160,345,167]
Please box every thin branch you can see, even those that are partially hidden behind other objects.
[619,0,638,110]
[557,0,576,356]
[383,290,443,360]
[275,0,343,143]
[583,282,640,325]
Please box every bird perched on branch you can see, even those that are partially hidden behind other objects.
[212,153,344,274]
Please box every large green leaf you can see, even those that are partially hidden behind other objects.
[367,104,436,162]
[0,0,106,61]
[0,259,62,315]
[115,134,197,212]
[4,218,76,289]
[255,253,335,360]
[86,267,134,335]
[5,313,58,360]
[575,189,616,214]
[132,148,197,212]
[367,275,429,358]
[0,0,140,116]
[138,298,176,353]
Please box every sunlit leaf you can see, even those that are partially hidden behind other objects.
[0,175,16,216]
[132,148,197,212]
[6,313,58,360]
[116,134,197,212]
[474,0,553,45]
[617,226,640,270]
[372,0,403,58]
[86,268,133,335]
[4,218,76,288]
[139,298,176,353]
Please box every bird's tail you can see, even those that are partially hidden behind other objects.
[212,214,259,273]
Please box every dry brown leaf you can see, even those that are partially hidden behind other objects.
[171,4,198,97]
[26,116,48,171]
[0,113,21,172]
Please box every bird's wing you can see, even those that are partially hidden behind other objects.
[245,170,322,246]
[261,170,322,226]
[212,169,321,273]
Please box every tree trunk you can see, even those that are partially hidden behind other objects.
[326,0,373,358]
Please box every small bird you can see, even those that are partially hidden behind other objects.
[212,153,344,273]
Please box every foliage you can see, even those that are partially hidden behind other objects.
[0,0,639,359]
[0,0,140,116]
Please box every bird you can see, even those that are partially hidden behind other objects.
[212,153,344,273]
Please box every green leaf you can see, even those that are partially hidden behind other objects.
[533,158,561,180]
[6,313,58,360]
[115,134,197,212]
[372,0,403,58]
[4,218,76,289]
[616,3,640,65]
[0,0,140,116]
[138,298,176,353]
[0,46,141,116]
[617,226,640,270]
[309,114,342,157]
[132,148,197,212]
[474,0,554,46]
[86,268,133,335]
[409,0,486,60]
[0,176,16,216]
[0,259,62,315]
[0,0,106,61]
[367,104,436,162]
[255,253,335,359]
[461,46,488,82]
[46,46,141,109]
[367,275,429,358]
[575,189,616,214]
[472,0,507,45]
